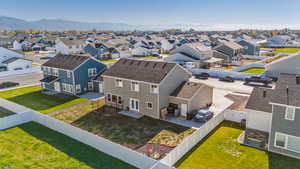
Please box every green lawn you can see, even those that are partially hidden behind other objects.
[176,121,300,169]
[0,86,88,114]
[0,122,135,169]
[0,107,15,118]
[101,59,118,63]
[240,67,265,74]
[274,48,300,54]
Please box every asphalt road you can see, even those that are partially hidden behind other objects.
[0,72,43,87]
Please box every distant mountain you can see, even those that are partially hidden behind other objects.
[0,16,211,31]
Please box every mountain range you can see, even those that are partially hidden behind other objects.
[0,16,209,31]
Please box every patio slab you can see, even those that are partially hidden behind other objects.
[79,92,104,100]
[118,110,144,119]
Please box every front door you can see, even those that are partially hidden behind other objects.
[54,82,60,92]
[129,98,139,112]
[181,104,188,117]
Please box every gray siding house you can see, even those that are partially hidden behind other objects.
[100,58,212,119]
[213,41,244,63]
[246,74,300,159]
[40,54,106,95]
[237,40,260,56]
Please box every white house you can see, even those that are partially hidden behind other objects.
[2,57,32,71]
[55,38,86,54]
[0,47,24,63]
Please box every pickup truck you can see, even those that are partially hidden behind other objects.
[244,76,272,86]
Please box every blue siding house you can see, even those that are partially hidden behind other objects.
[40,54,106,95]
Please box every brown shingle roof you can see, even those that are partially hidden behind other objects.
[102,58,176,83]
[171,81,205,99]
[59,38,85,46]
[246,88,273,113]
[42,54,90,70]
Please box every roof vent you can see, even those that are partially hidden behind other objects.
[296,75,300,85]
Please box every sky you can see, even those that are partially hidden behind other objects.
[1,0,300,29]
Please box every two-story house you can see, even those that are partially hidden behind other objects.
[245,73,300,159]
[40,54,106,95]
[55,38,86,54]
[99,58,213,119]
[237,39,260,56]
[213,41,244,63]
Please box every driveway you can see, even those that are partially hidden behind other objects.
[190,77,254,94]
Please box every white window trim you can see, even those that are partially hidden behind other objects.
[115,79,123,87]
[274,132,300,154]
[88,68,97,77]
[53,68,59,76]
[67,71,72,78]
[129,98,139,112]
[150,85,158,94]
[106,93,112,102]
[285,106,296,121]
[131,81,140,92]
[147,102,153,109]
[76,84,81,93]
[88,82,93,91]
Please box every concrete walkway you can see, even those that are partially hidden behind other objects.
[0,98,33,114]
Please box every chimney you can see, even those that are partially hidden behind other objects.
[263,90,267,98]
[296,75,300,85]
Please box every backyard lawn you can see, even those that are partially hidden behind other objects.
[53,101,195,153]
[175,121,300,169]
[240,67,265,74]
[0,107,15,118]
[0,86,88,114]
[0,122,135,169]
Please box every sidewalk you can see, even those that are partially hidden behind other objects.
[0,98,33,114]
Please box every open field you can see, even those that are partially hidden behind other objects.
[274,48,300,54]
[0,122,135,169]
[176,121,300,169]
[240,68,265,74]
[0,86,88,114]
[53,101,195,156]
[0,106,15,118]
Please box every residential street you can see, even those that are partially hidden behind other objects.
[0,72,43,87]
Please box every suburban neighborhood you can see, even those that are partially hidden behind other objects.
[1,1,300,169]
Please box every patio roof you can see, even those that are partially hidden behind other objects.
[40,76,59,83]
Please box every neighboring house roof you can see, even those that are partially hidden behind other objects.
[2,57,31,64]
[215,41,244,50]
[246,88,273,113]
[42,54,90,70]
[102,58,177,83]
[271,73,300,107]
[171,81,205,99]
[59,38,85,46]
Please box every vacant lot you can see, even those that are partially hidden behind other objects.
[53,101,194,156]
[241,67,265,74]
[176,121,300,169]
[0,122,135,169]
[0,106,15,118]
[0,86,88,114]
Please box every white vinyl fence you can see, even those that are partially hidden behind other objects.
[29,111,159,169]
[188,68,255,80]
[160,111,225,166]
[0,113,32,130]
[224,109,246,123]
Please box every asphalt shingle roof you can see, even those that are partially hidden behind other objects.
[42,54,90,70]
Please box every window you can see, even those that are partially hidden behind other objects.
[53,68,58,76]
[112,95,118,103]
[47,67,52,75]
[131,81,139,92]
[107,93,112,102]
[285,106,296,121]
[69,46,72,49]
[67,71,72,78]
[41,82,46,88]
[147,102,153,109]
[88,82,93,91]
[88,68,97,77]
[118,96,122,104]
[115,79,123,87]
[76,84,81,93]
[275,133,287,148]
[275,132,300,153]
[62,83,73,93]
[150,85,158,94]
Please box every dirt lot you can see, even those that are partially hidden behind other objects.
[53,99,195,159]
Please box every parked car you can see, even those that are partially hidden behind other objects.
[195,73,210,80]
[193,109,214,123]
[219,76,235,82]
[0,82,19,89]
[244,76,272,86]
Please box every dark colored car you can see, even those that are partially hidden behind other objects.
[195,73,210,80]
[244,76,272,86]
[193,109,214,123]
[0,82,19,89]
[219,76,235,82]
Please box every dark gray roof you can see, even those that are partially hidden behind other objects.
[40,76,59,83]
[42,54,90,70]
[102,58,177,83]
[171,81,205,99]
[271,74,300,107]
[246,88,273,113]
[2,57,31,64]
